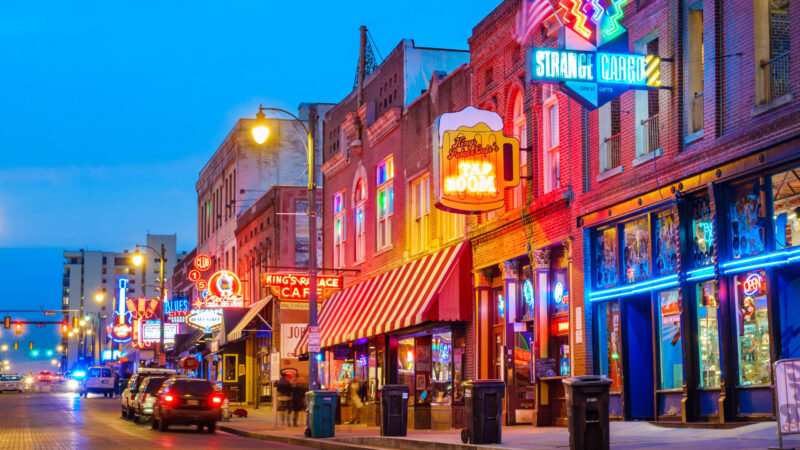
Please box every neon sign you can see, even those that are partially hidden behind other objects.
[523,279,534,308]
[743,273,763,296]
[432,107,520,214]
[165,296,190,323]
[262,273,343,301]
[200,270,245,308]
[194,254,211,271]
[554,282,569,305]
[141,322,179,343]
[110,278,133,343]
[552,317,570,335]
[186,308,223,332]
[529,0,659,109]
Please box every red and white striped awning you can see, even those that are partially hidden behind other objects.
[296,242,469,354]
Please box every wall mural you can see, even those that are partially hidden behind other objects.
[655,209,680,275]
[692,195,716,267]
[595,227,618,289]
[624,217,651,283]
[730,181,765,259]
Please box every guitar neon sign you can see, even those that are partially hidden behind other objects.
[110,278,133,343]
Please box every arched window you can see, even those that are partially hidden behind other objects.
[510,90,527,210]
[333,191,346,268]
[355,179,366,263]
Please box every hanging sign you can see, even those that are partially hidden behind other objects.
[526,1,660,110]
[262,273,343,301]
[186,308,223,332]
[432,106,520,213]
[192,270,245,308]
[194,254,212,272]
[552,317,570,336]
[164,296,190,323]
[141,322,179,343]
[110,278,133,343]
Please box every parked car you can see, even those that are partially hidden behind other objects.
[152,378,223,433]
[132,376,168,423]
[80,366,114,397]
[121,368,175,419]
[0,374,23,392]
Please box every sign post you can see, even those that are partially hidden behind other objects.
[270,351,281,430]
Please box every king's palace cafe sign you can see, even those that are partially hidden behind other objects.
[525,0,661,110]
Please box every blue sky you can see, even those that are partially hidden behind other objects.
[0,1,501,373]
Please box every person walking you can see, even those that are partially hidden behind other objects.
[275,374,293,427]
[291,377,308,427]
[347,378,363,424]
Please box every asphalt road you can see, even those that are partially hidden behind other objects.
[0,388,308,449]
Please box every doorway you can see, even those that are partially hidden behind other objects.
[624,293,655,419]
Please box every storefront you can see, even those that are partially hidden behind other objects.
[296,242,472,430]
[587,159,800,422]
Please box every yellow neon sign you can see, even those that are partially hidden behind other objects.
[444,162,497,194]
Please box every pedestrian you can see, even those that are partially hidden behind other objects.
[291,377,308,427]
[347,378,363,424]
[275,374,293,427]
[113,371,120,397]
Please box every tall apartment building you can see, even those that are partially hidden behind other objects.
[61,234,186,369]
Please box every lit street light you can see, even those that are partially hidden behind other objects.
[1,345,7,352]
[95,293,105,303]
[56,345,63,352]
[251,104,320,390]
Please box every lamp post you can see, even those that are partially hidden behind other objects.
[251,104,320,390]
[133,244,166,366]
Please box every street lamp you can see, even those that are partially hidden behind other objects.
[133,244,167,366]
[1,345,7,352]
[251,104,321,390]
[95,293,105,303]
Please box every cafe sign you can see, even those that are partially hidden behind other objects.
[262,273,343,301]
[526,0,660,110]
[432,106,520,214]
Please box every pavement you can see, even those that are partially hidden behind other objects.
[218,405,800,449]
[0,387,309,449]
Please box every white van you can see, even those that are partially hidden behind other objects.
[81,366,115,398]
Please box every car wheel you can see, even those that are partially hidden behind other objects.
[121,407,127,418]
[196,424,204,432]
[207,422,216,434]
[159,418,169,432]
[135,412,141,423]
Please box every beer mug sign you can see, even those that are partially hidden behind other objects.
[432,106,520,213]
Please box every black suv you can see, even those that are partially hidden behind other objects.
[151,378,223,433]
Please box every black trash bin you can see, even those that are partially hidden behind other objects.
[380,384,409,436]
[562,375,612,450]
[461,379,505,445]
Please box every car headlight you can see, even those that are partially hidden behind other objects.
[25,377,33,384]
[67,379,79,390]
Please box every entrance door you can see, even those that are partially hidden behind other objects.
[624,293,655,419]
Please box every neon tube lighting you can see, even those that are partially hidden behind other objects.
[724,259,785,275]
[590,279,679,302]
[589,274,678,298]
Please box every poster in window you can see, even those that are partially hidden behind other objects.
[729,181,765,259]
[595,227,618,289]
[659,289,683,389]
[655,209,680,275]
[623,217,651,283]
[692,195,715,267]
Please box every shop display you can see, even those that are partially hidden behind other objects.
[658,289,683,390]
[655,209,680,275]
[432,332,452,404]
[735,270,771,386]
[729,181,765,259]
[623,216,651,283]
[595,227,618,289]
[697,281,721,388]
[691,195,715,267]
[771,167,800,249]
[600,301,622,392]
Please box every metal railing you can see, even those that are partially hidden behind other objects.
[604,133,621,170]
[691,92,703,134]
[640,114,660,155]
[762,51,791,103]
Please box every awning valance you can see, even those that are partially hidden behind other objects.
[296,242,470,354]
[227,298,271,343]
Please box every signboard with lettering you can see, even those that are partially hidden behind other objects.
[186,308,223,332]
[432,106,520,214]
[262,273,343,301]
[141,322,179,343]
[526,1,660,110]
[775,359,800,436]
[165,296,190,323]
[281,323,307,359]
[191,270,245,308]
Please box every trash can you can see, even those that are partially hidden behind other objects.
[304,390,338,438]
[380,384,409,436]
[460,379,505,445]
[562,375,612,450]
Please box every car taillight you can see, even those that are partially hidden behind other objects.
[211,394,223,405]
[142,393,147,402]
[162,394,175,404]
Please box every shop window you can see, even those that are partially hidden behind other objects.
[398,337,415,394]
[771,167,800,249]
[623,217,651,283]
[440,209,465,242]
[333,191,346,268]
[494,287,506,324]
[595,227,619,289]
[729,180,766,259]
[223,354,238,382]
[658,289,683,390]
[355,180,366,263]
[654,209,679,275]
[521,271,535,320]
[514,331,534,397]
[431,332,452,404]
[410,173,430,255]
[734,270,771,386]
[697,281,721,388]
[598,301,623,392]
[543,87,559,193]
[376,157,394,251]
[550,269,570,376]
[691,195,715,267]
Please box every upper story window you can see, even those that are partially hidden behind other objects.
[441,210,466,243]
[635,36,661,158]
[755,0,791,105]
[410,174,430,255]
[485,67,494,88]
[510,91,527,210]
[543,87,559,193]
[355,180,366,263]
[333,191,346,269]
[376,156,394,251]
[687,3,704,135]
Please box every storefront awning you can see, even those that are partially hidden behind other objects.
[227,298,271,343]
[296,242,470,354]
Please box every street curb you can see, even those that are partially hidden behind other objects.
[219,425,378,449]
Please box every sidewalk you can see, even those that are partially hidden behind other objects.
[220,406,800,449]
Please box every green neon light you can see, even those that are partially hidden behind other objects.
[603,0,629,37]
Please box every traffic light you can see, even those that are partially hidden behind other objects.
[13,341,18,351]
[61,322,69,333]
[3,316,9,329]
[14,323,22,335]
[29,341,33,351]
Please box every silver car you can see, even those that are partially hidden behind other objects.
[133,376,168,423]
[0,375,23,392]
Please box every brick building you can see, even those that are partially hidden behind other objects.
[315,39,473,429]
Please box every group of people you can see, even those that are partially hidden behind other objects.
[275,374,309,427]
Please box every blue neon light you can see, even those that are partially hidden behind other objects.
[723,247,800,275]
[590,274,678,298]
[523,280,534,308]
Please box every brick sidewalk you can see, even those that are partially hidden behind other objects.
[219,405,800,449]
